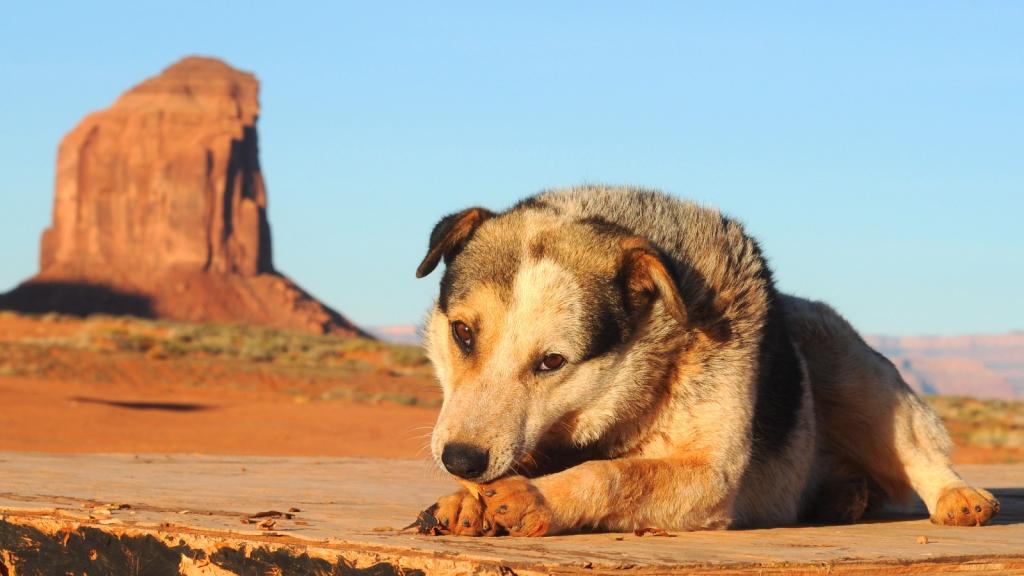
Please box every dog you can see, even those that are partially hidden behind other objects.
[414,185,999,536]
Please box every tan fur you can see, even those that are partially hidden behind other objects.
[620,237,688,326]
[782,295,998,526]
[418,186,998,536]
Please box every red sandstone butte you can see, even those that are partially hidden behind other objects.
[0,56,364,336]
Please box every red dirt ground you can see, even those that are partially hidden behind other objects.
[0,374,438,458]
[0,313,439,458]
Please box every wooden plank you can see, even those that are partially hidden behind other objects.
[1,452,1022,575]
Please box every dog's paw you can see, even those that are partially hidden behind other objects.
[429,488,488,536]
[422,476,552,537]
[480,475,552,537]
[931,485,1000,526]
[809,475,871,524]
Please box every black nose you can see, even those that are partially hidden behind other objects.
[441,442,489,479]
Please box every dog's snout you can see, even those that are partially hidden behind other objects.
[441,442,489,479]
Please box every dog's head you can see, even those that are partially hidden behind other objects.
[416,203,687,482]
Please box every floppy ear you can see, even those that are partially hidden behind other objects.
[416,207,495,278]
[619,237,687,327]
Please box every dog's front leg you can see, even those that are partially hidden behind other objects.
[427,458,734,536]
[532,458,734,534]
[429,458,731,535]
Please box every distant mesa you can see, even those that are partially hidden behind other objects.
[366,325,423,346]
[0,56,365,336]
[866,332,1024,400]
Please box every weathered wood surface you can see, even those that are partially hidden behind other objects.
[1,453,1022,575]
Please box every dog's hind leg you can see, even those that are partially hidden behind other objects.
[783,296,999,526]
[885,388,1000,525]
[806,472,872,524]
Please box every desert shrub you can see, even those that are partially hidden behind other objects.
[90,328,158,353]
[388,345,429,366]
[337,358,376,373]
[969,425,1024,448]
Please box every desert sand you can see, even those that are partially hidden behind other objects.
[0,374,437,458]
[0,312,438,458]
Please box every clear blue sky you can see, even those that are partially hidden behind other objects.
[1,2,1021,335]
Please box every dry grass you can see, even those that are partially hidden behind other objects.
[925,395,1024,462]
[0,311,440,408]
[1,312,428,366]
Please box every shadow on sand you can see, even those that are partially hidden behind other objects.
[0,281,154,318]
[69,397,212,413]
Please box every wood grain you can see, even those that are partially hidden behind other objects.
[1,453,1022,574]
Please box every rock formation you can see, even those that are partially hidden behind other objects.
[867,333,1024,399]
[1,56,364,336]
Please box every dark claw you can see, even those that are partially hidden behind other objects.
[975,505,982,513]
[496,504,508,514]
[462,519,471,528]
[404,503,446,535]
[961,507,970,515]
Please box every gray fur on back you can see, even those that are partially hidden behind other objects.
[530,185,775,328]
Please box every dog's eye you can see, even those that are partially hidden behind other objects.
[538,353,566,372]
[451,321,473,351]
